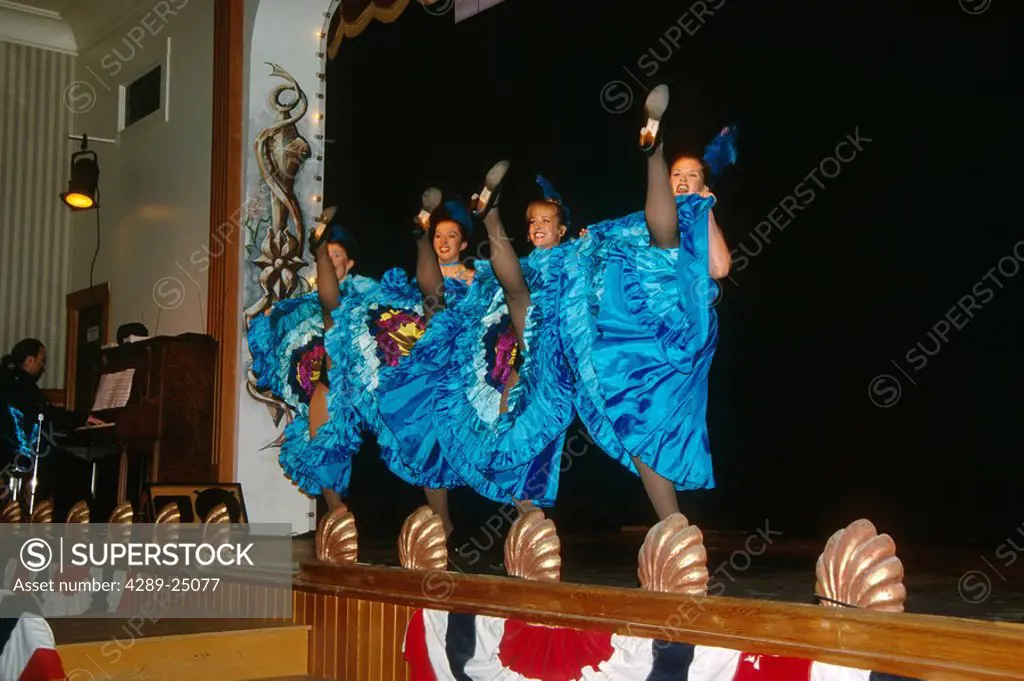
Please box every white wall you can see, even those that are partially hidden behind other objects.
[68,0,214,339]
[234,0,334,533]
[0,41,76,389]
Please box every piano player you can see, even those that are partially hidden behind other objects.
[0,338,105,480]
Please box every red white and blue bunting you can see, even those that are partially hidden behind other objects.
[0,591,65,681]
[403,609,918,681]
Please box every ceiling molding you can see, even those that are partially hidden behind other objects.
[0,3,77,55]
[0,0,62,19]
[61,0,163,56]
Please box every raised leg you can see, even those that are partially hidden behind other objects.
[642,85,680,250]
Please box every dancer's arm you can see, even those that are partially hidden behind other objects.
[708,209,731,279]
[315,243,341,330]
[416,229,445,322]
[484,211,530,341]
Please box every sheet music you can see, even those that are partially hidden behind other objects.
[92,369,135,411]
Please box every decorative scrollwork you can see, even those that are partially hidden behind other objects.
[815,518,906,612]
[504,509,560,582]
[638,513,709,595]
[316,503,358,565]
[398,505,446,571]
[244,61,313,446]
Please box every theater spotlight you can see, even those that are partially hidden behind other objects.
[60,134,113,210]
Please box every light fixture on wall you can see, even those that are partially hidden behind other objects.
[60,133,116,293]
[60,134,115,210]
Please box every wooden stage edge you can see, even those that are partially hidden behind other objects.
[293,561,1024,681]
[44,564,1024,681]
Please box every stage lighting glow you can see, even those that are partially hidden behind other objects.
[63,192,94,209]
[60,149,100,210]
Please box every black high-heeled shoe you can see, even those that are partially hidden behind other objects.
[471,160,510,220]
[640,84,669,156]
[413,186,443,237]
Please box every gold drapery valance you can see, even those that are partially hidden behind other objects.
[328,0,445,58]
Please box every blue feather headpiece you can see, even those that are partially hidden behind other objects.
[534,174,572,227]
[432,199,474,239]
[702,124,739,178]
[323,222,358,257]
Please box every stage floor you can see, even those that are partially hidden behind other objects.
[290,529,1024,624]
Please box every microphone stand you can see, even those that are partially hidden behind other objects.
[27,412,43,516]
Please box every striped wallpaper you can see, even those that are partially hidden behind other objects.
[0,42,76,389]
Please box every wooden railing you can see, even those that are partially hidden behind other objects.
[292,561,1024,681]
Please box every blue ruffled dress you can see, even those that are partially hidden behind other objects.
[428,247,574,507]
[562,193,719,490]
[325,268,468,491]
[246,277,373,496]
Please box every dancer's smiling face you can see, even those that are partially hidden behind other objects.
[327,242,355,281]
[671,157,707,196]
[432,220,467,265]
[527,202,566,249]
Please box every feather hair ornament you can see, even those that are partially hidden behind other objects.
[703,124,739,178]
[535,174,572,227]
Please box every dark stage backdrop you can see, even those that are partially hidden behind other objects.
[324,0,1018,545]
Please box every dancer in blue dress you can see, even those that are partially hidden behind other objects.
[563,84,735,520]
[324,191,471,538]
[248,211,367,511]
[425,164,574,512]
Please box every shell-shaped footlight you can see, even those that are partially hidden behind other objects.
[66,500,90,523]
[108,502,134,524]
[1,500,22,523]
[204,503,231,524]
[815,518,906,612]
[107,502,133,543]
[31,500,53,523]
[398,505,447,571]
[316,503,358,565]
[155,503,181,524]
[638,513,709,595]
[504,509,560,581]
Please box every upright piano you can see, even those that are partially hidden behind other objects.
[61,333,218,520]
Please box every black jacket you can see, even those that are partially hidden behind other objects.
[0,367,86,468]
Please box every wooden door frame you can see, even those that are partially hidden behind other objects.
[64,282,111,411]
[207,0,244,482]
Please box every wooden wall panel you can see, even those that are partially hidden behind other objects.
[291,586,413,681]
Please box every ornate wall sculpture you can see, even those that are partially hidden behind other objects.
[243,62,315,436]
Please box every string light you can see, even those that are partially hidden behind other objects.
[308,3,335,281]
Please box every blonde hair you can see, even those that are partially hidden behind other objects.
[525,199,567,227]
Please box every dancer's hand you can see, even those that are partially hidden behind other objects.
[700,188,716,200]
[86,415,106,426]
